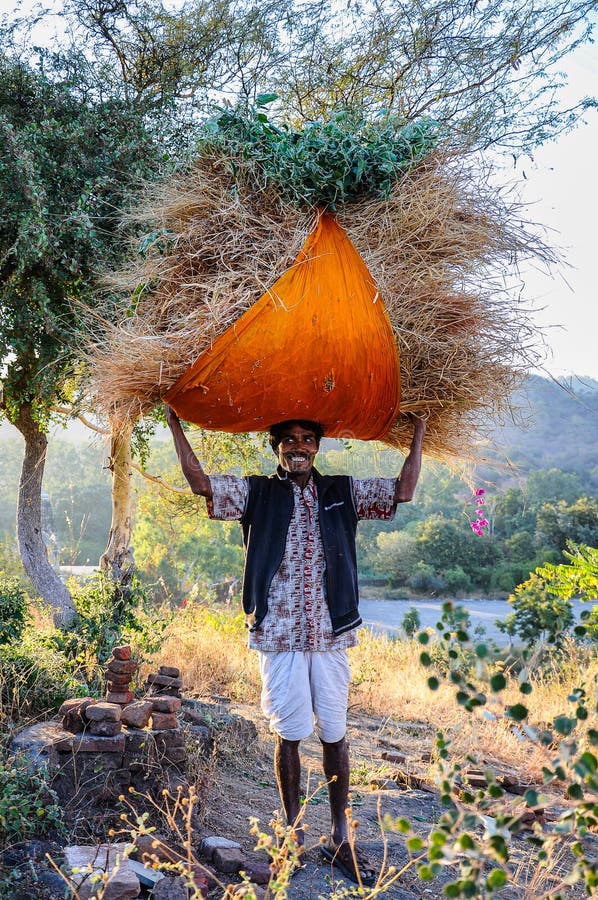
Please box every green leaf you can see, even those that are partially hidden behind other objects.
[490,673,506,692]
[428,676,440,691]
[486,869,507,889]
[553,716,575,736]
[255,92,278,106]
[420,651,432,667]
[507,704,528,722]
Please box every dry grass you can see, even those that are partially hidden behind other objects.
[150,605,596,785]
[86,150,555,458]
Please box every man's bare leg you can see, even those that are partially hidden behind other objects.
[274,735,304,844]
[321,736,350,845]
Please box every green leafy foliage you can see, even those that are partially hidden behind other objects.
[0,751,65,843]
[199,104,438,209]
[498,572,575,648]
[0,577,29,645]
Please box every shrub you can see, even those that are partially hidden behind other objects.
[443,565,472,595]
[409,562,446,595]
[0,641,83,719]
[0,750,65,845]
[0,577,29,645]
[401,606,421,637]
[497,571,574,648]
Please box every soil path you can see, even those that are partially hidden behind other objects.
[197,701,585,900]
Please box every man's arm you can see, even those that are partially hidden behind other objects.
[165,405,212,499]
[394,415,426,504]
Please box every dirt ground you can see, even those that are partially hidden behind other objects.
[195,701,594,900]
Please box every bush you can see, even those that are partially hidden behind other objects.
[0,577,29,645]
[401,606,421,637]
[443,565,472,595]
[0,750,65,845]
[497,572,574,648]
[409,562,446,595]
[0,641,84,719]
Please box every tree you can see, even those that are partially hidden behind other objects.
[497,571,574,647]
[536,497,598,554]
[0,50,162,620]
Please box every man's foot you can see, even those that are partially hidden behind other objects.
[321,841,376,887]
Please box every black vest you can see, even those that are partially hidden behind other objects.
[239,468,362,636]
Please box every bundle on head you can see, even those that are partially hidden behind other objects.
[87,109,553,458]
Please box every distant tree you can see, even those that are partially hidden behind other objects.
[0,51,162,620]
[493,487,536,539]
[401,606,421,638]
[373,530,420,587]
[536,497,598,554]
[527,469,584,507]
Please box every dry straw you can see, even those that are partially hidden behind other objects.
[87,151,555,458]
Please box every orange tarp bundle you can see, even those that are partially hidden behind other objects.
[164,213,400,439]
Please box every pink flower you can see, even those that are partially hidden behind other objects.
[477,518,489,528]
[475,488,485,496]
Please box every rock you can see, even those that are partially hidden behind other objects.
[127,859,165,888]
[242,860,272,885]
[151,712,179,731]
[85,702,122,723]
[147,673,184,689]
[135,833,182,866]
[158,665,181,678]
[112,646,132,661]
[88,720,123,737]
[151,695,182,714]
[106,672,133,686]
[107,691,136,705]
[212,846,245,874]
[199,836,242,861]
[151,875,192,900]
[121,701,153,729]
[107,659,138,676]
[55,733,126,753]
[380,750,406,765]
[64,844,140,900]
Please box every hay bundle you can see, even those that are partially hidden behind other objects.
[88,148,551,458]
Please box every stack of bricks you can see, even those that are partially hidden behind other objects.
[105,645,137,705]
[59,698,122,737]
[145,664,185,767]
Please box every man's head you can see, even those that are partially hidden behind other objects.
[269,420,323,481]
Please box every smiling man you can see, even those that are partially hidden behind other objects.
[166,409,425,886]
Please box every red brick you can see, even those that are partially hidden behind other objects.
[158,665,180,678]
[151,695,181,714]
[106,658,137,675]
[55,733,126,753]
[121,701,153,729]
[111,645,132,661]
[212,847,244,874]
[105,672,132,686]
[88,720,122,737]
[106,690,135,705]
[85,702,122,722]
[151,712,179,731]
[147,673,183,689]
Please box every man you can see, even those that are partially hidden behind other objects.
[166,407,425,886]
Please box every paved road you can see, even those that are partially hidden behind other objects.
[359,597,590,645]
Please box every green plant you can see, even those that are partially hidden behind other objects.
[0,640,84,718]
[0,750,66,844]
[401,606,421,638]
[0,576,29,645]
[199,102,438,210]
[497,571,574,649]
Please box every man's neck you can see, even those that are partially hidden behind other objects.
[288,470,313,490]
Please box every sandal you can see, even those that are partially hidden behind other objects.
[321,842,376,887]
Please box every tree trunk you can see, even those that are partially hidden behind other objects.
[100,418,134,581]
[14,403,76,625]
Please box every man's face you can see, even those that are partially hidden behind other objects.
[276,424,319,478]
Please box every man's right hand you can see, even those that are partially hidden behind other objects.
[164,404,179,428]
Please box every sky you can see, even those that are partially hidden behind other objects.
[511,40,598,383]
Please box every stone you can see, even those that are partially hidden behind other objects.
[107,658,138,676]
[121,701,153,729]
[199,836,242,860]
[151,695,182,714]
[242,861,272,885]
[152,875,192,900]
[212,846,244,874]
[107,690,135,705]
[147,673,183,689]
[127,859,165,888]
[136,833,181,865]
[64,843,140,900]
[85,702,122,722]
[59,697,96,717]
[158,665,181,678]
[88,720,123,737]
[106,672,133,686]
[163,746,187,765]
[112,645,132,661]
[55,733,126,753]
[151,712,179,731]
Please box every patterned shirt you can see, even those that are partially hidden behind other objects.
[208,474,397,651]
